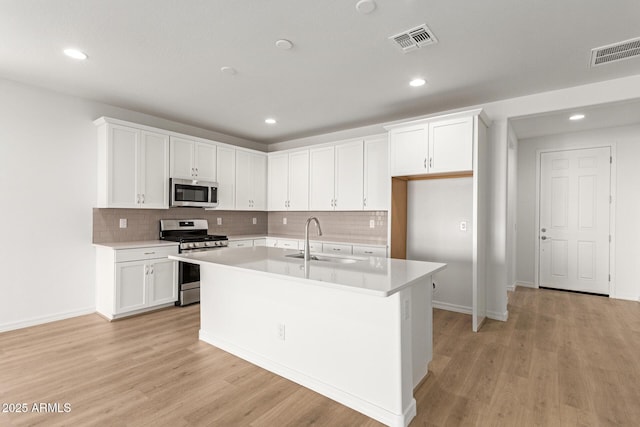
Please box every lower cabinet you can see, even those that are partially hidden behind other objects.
[96,244,178,320]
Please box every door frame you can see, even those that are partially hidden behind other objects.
[534,142,617,295]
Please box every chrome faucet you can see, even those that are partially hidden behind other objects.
[304,217,323,261]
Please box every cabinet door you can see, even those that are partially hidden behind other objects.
[108,124,139,207]
[288,150,309,210]
[364,135,389,211]
[235,150,252,210]
[268,153,289,211]
[216,146,236,209]
[309,146,335,211]
[115,261,147,314]
[195,143,217,181]
[251,153,267,210]
[139,131,169,209]
[148,259,177,305]
[170,137,195,179]
[428,116,473,173]
[389,124,428,176]
[334,140,364,210]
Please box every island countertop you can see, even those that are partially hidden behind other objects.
[169,246,445,297]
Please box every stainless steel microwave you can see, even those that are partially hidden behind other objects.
[170,178,218,208]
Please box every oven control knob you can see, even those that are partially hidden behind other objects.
[205,241,214,247]
[215,241,222,246]
[186,243,195,249]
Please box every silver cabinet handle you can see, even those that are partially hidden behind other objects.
[149,266,154,274]
[363,197,367,207]
[333,248,341,251]
[195,167,198,175]
[141,194,145,204]
[144,265,149,275]
[364,251,373,254]
[143,252,155,255]
[424,158,427,169]
[334,199,337,208]
[429,158,433,168]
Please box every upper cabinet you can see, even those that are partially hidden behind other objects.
[309,140,364,211]
[170,136,217,181]
[96,119,169,209]
[216,145,236,210]
[363,135,389,211]
[268,150,309,211]
[236,150,267,210]
[387,112,482,177]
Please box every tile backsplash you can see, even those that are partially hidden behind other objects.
[93,209,387,245]
[93,208,268,243]
[268,211,387,244]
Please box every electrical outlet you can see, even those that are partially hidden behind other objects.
[460,221,467,232]
[277,323,286,341]
[283,217,287,225]
[119,218,127,229]
[217,218,222,225]
[252,217,257,225]
[369,219,375,229]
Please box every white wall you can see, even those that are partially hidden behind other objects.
[516,124,640,301]
[0,78,262,331]
[407,178,473,312]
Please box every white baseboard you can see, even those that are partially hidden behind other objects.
[487,310,509,322]
[515,281,537,289]
[432,300,472,315]
[507,283,516,292]
[0,307,96,333]
[610,293,640,302]
[199,330,415,427]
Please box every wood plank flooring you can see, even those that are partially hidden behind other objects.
[1,287,639,426]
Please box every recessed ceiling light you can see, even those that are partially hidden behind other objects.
[63,48,87,60]
[569,114,585,121]
[220,66,237,75]
[275,39,293,50]
[265,118,277,125]
[355,0,377,14]
[409,78,426,87]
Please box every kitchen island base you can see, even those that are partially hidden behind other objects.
[198,263,434,427]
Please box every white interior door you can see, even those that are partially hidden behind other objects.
[539,147,611,294]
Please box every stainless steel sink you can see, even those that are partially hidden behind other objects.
[285,253,359,264]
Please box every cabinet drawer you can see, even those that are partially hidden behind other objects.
[322,243,353,255]
[352,245,387,257]
[115,246,178,262]
[253,238,267,246]
[276,239,299,249]
[228,239,253,248]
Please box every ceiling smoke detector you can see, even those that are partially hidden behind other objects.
[389,24,438,53]
[590,36,640,67]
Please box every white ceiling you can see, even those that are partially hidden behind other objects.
[2,0,640,144]
[510,98,640,140]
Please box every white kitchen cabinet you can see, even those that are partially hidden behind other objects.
[309,140,363,211]
[253,238,267,246]
[275,238,299,250]
[228,239,253,248]
[268,150,309,211]
[388,114,475,177]
[216,146,236,209]
[96,244,178,320]
[236,150,267,210]
[322,243,353,255]
[352,244,387,257]
[428,116,473,173]
[363,135,389,210]
[389,124,428,176]
[96,120,170,209]
[170,136,217,181]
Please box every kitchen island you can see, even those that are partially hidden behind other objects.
[170,247,445,427]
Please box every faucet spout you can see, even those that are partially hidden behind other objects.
[304,217,323,261]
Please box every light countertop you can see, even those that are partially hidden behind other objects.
[170,246,445,297]
[93,240,179,249]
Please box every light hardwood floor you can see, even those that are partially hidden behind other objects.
[1,287,639,426]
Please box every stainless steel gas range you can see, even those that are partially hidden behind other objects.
[159,219,228,306]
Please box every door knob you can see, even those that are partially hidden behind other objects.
[541,236,547,240]
[541,228,547,232]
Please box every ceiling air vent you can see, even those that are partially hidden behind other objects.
[389,24,438,53]
[590,36,640,67]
